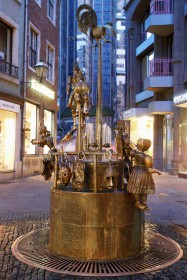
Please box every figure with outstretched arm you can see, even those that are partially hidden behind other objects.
[127,138,162,210]
[31,125,57,181]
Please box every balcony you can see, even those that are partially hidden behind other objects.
[144,58,173,92]
[145,0,174,36]
[0,60,18,79]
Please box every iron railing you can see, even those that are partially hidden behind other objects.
[150,0,174,15]
[0,60,18,79]
[149,58,173,77]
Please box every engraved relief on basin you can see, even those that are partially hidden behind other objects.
[49,189,144,260]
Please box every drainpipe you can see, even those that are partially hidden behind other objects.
[20,0,28,177]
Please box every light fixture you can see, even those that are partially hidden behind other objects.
[35,59,48,83]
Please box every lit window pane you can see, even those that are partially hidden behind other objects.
[25,102,37,154]
[0,111,16,170]
[44,110,52,154]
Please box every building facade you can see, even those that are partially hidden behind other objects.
[0,0,23,180]
[59,0,126,140]
[58,0,77,136]
[114,0,126,123]
[22,0,60,176]
[124,0,187,178]
[0,0,60,180]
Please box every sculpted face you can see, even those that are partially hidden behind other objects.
[72,161,85,191]
[105,175,116,189]
[59,165,72,186]
[104,163,118,190]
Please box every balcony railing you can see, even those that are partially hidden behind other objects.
[149,58,173,77]
[150,0,174,15]
[0,60,18,79]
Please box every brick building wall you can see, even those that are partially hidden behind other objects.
[22,0,60,176]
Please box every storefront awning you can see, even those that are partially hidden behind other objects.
[123,108,149,120]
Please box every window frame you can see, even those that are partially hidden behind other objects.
[47,0,56,25]
[0,20,12,63]
[29,29,37,69]
[46,42,55,83]
[0,11,19,67]
[29,23,40,71]
[35,0,41,7]
[141,50,154,80]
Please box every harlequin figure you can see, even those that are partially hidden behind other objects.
[66,64,90,128]
[127,138,161,210]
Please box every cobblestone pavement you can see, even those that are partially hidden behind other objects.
[0,174,186,279]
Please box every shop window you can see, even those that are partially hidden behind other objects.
[46,45,54,82]
[179,108,187,175]
[29,28,38,69]
[25,102,37,155]
[44,109,53,154]
[163,116,173,170]
[0,111,16,171]
[0,20,12,63]
[130,116,154,156]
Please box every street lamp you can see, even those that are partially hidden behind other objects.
[35,60,48,83]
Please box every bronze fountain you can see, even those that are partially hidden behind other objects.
[11,5,183,277]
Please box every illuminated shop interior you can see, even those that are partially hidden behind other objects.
[179,108,187,176]
[130,116,154,156]
[25,102,37,155]
[0,110,16,171]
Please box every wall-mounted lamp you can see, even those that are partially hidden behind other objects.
[35,59,48,83]
[128,28,135,40]
[20,59,54,99]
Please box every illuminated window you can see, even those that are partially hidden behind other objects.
[46,45,54,82]
[25,102,37,155]
[130,116,154,156]
[44,109,53,154]
[0,110,16,171]
[29,29,38,69]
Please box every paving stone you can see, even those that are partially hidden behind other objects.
[0,174,186,279]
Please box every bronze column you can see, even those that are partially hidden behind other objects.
[95,40,102,151]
